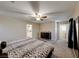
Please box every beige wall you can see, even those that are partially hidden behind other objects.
[0,15,56,42]
[39,21,55,40]
[0,16,40,42]
[73,3,79,18]
[32,23,40,39]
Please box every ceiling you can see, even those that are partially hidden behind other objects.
[0,1,78,23]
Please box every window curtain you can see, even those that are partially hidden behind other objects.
[68,18,78,49]
[68,18,73,48]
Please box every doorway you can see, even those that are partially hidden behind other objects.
[59,23,69,41]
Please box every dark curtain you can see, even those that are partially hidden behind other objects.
[68,18,78,49]
[73,20,78,49]
[68,18,73,48]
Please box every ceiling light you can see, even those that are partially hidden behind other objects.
[33,13,43,21]
[38,13,41,16]
[36,17,40,21]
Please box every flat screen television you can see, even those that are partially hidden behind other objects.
[41,32,51,39]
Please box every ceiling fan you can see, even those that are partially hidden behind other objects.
[32,13,47,21]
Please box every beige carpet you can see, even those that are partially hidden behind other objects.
[50,39,74,58]
[39,39,75,58]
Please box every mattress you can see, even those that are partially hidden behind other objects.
[3,39,54,58]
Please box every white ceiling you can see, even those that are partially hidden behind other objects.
[0,1,78,23]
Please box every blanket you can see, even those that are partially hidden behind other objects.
[3,39,54,58]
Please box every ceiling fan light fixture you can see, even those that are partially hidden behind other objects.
[38,13,41,16]
[36,17,40,21]
[33,13,46,21]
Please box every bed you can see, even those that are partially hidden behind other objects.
[3,38,54,58]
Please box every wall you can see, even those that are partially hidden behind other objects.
[73,3,79,18]
[55,22,59,40]
[39,21,55,40]
[32,23,40,39]
[0,16,40,42]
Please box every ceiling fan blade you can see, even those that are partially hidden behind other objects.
[42,10,71,16]
[39,19,43,21]
[41,16,47,18]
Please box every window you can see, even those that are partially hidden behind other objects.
[26,24,32,38]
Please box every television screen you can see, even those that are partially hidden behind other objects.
[41,32,51,39]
